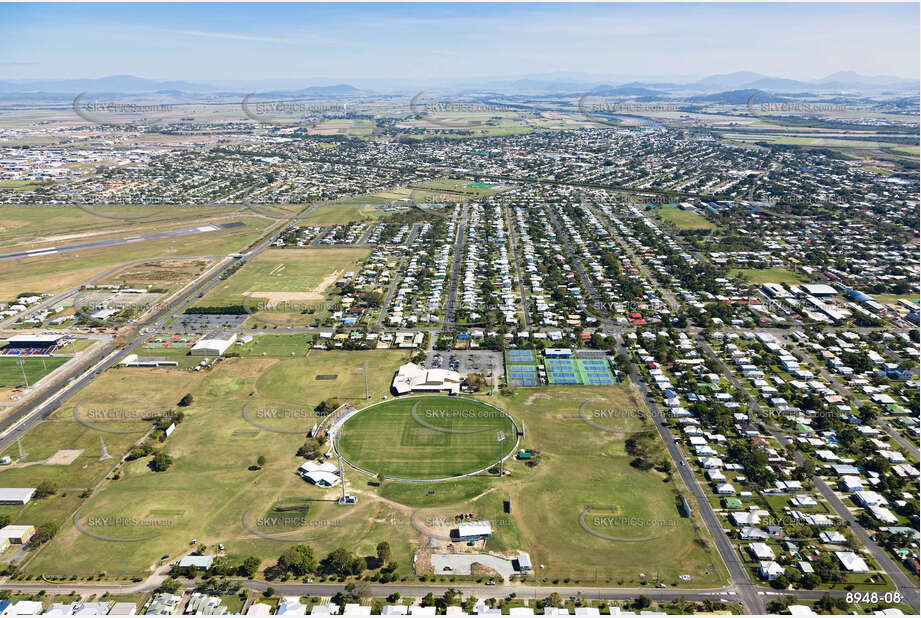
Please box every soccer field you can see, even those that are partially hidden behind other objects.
[337,396,518,480]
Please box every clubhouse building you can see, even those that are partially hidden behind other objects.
[391,362,461,396]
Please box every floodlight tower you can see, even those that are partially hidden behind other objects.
[497,431,506,477]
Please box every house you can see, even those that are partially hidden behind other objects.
[184,593,226,615]
[854,490,887,507]
[245,604,272,616]
[73,602,112,615]
[2,601,44,615]
[310,603,341,615]
[276,597,307,616]
[840,476,864,493]
[42,603,77,615]
[730,512,761,526]
[716,483,736,495]
[836,551,869,573]
[740,527,769,540]
[144,594,182,615]
[748,542,775,560]
[819,531,847,544]
[759,560,785,581]
[790,495,817,508]
[109,603,138,615]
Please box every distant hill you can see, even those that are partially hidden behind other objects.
[691,71,768,90]
[293,84,364,96]
[687,89,788,104]
[592,83,663,97]
[0,75,206,94]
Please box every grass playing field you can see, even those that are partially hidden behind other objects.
[730,267,806,285]
[654,207,715,231]
[337,396,518,480]
[0,356,68,387]
[194,247,370,309]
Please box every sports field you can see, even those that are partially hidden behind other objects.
[195,247,370,309]
[0,356,68,387]
[337,396,518,480]
[654,207,715,231]
[730,267,806,284]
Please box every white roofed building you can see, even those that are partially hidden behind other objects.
[392,363,461,395]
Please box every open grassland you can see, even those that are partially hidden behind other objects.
[94,258,216,292]
[23,350,411,578]
[0,367,202,536]
[18,347,725,587]
[654,207,716,231]
[0,215,272,298]
[378,384,725,587]
[301,197,390,225]
[0,205,258,251]
[481,385,726,586]
[730,267,806,285]
[338,396,518,480]
[194,247,370,309]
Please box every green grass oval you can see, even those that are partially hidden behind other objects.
[337,396,518,480]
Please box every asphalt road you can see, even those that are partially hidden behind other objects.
[614,335,764,614]
[0,200,324,451]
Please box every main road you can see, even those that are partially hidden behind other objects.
[613,334,764,614]
[0,201,327,451]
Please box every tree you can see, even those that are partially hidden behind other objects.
[150,452,173,472]
[256,455,266,468]
[159,578,181,593]
[0,515,9,528]
[28,522,59,548]
[320,547,363,576]
[376,541,391,566]
[178,393,194,407]
[240,556,261,578]
[348,581,372,601]
[34,480,57,499]
[278,545,316,576]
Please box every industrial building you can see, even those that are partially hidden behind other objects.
[190,331,238,356]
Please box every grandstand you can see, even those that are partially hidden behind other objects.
[1,333,67,356]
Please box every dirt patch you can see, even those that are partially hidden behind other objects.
[45,449,84,465]
[523,392,552,406]
[471,562,502,579]
[247,291,325,304]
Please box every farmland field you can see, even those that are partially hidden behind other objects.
[337,396,518,480]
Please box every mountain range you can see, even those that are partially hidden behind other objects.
[0,71,916,96]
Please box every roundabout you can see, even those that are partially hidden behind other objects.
[335,395,519,482]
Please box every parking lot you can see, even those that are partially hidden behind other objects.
[425,349,503,377]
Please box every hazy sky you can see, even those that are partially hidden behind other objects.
[1,2,918,82]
